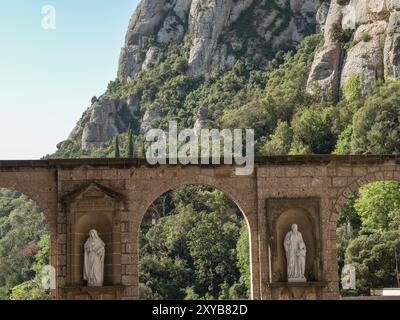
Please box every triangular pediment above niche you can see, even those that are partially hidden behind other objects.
[62,182,124,204]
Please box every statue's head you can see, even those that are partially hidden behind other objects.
[291,224,298,232]
[89,229,98,239]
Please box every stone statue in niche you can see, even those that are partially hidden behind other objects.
[83,229,105,287]
[341,264,356,290]
[284,224,307,282]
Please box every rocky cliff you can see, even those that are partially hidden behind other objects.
[307,0,400,100]
[118,0,322,80]
[63,0,323,150]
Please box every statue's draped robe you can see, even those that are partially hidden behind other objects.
[284,230,304,280]
[297,242,306,279]
[83,233,105,287]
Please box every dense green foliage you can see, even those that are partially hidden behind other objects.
[0,189,49,299]
[345,231,400,295]
[337,181,400,296]
[139,186,250,300]
[351,81,400,154]
[9,234,50,300]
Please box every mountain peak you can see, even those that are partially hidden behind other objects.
[118,0,322,81]
[60,0,324,151]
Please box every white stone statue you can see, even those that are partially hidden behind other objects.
[341,264,356,290]
[83,229,105,287]
[284,224,307,282]
[297,241,307,280]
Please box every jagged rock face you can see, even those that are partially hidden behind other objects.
[140,102,162,134]
[117,0,191,82]
[385,10,400,77]
[118,0,322,81]
[66,0,323,150]
[193,105,208,135]
[187,0,250,76]
[316,1,330,33]
[307,0,400,100]
[72,96,139,150]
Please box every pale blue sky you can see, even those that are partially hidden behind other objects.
[0,0,139,159]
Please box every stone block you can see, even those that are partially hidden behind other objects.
[300,166,315,177]
[102,169,117,180]
[385,171,394,179]
[87,170,102,180]
[269,167,285,177]
[121,254,135,264]
[311,177,323,188]
[353,167,367,176]
[337,167,352,176]
[332,177,347,187]
[121,222,130,233]
[327,166,336,176]
[122,276,135,286]
[315,167,327,176]
[285,167,299,177]
[57,234,67,245]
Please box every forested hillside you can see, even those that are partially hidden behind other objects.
[51,32,400,159]
[139,186,250,299]
[0,189,49,299]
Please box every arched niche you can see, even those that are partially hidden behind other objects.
[63,182,123,287]
[74,213,113,285]
[276,208,316,281]
[266,198,322,283]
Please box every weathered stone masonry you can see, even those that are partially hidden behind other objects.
[0,155,399,300]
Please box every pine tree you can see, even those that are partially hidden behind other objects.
[114,135,120,158]
[127,124,134,158]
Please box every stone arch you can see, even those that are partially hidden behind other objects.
[323,163,400,298]
[0,183,56,234]
[134,173,258,299]
[136,175,256,227]
[325,168,400,298]
[329,170,400,223]
[0,174,57,234]
[0,171,58,297]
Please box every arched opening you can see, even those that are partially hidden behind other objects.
[138,185,252,300]
[336,180,400,298]
[0,188,50,300]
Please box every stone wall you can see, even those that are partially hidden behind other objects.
[0,155,399,300]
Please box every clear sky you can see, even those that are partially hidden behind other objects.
[0,0,139,159]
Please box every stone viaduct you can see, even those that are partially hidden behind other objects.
[0,155,399,300]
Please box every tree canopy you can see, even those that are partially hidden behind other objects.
[139,186,250,300]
